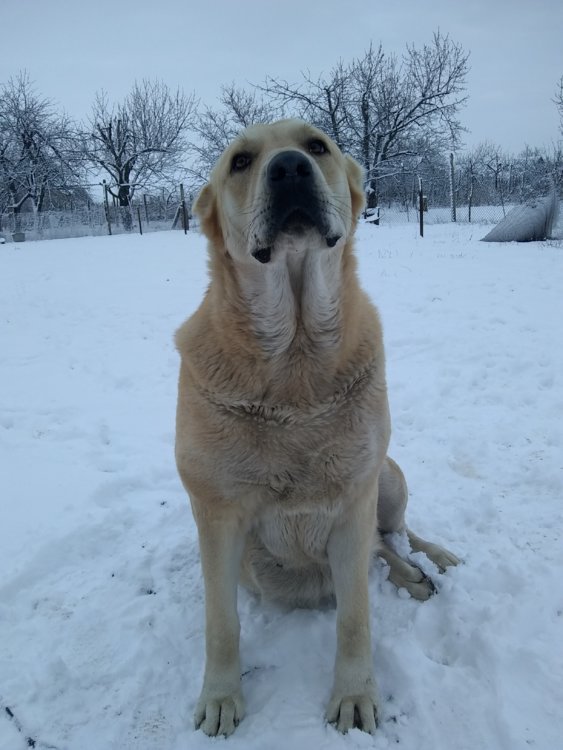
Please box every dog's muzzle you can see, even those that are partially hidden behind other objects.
[251,150,340,263]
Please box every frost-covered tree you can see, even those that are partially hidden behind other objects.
[555,75,563,136]
[189,84,274,181]
[454,141,561,214]
[347,33,469,207]
[82,80,197,208]
[0,72,80,227]
[258,60,352,150]
[456,142,517,209]
[258,32,469,208]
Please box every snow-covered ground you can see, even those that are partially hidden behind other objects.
[1,224,562,750]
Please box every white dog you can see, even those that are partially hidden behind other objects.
[175,119,459,736]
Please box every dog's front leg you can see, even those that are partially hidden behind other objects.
[193,504,246,736]
[326,495,379,734]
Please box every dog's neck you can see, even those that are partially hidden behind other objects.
[235,245,344,357]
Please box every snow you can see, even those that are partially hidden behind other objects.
[481,194,560,242]
[1,225,562,750]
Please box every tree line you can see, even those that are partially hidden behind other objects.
[1,32,562,228]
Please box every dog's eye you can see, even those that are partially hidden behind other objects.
[308,139,329,156]
[231,153,252,172]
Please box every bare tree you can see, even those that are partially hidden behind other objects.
[82,80,197,214]
[258,60,352,149]
[257,32,469,209]
[554,75,563,136]
[0,72,80,229]
[189,84,274,181]
[347,33,469,207]
[484,144,510,195]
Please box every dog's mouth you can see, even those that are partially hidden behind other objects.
[280,207,316,235]
[252,205,340,264]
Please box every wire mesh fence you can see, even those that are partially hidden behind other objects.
[370,202,512,226]
[0,162,560,243]
[370,164,561,227]
[0,185,194,242]
[0,198,540,242]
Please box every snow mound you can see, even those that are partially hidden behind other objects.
[481,189,560,242]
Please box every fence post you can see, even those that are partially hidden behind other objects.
[449,152,457,222]
[137,206,143,235]
[418,178,424,238]
[103,181,112,236]
[180,183,189,234]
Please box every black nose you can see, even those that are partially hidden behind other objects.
[267,151,312,185]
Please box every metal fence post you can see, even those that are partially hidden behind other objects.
[418,178,424,237]
[180,183,189,234]
[103,181,112,236]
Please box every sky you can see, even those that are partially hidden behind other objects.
[1,0,562,154]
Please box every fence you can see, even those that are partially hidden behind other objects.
[0,197,547,243]
[0,172,560,243]
[369,167,562,229]
[0,184,194,242]
[373,202,516,227]
[367,149,562,229]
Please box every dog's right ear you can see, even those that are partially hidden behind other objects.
[193,183,223,243]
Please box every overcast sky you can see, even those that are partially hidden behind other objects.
[1,0,562,153]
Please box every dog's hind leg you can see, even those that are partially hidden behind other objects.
[376,456,459,598]
[377,539,436,600]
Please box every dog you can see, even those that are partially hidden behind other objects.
[175,119,459,737]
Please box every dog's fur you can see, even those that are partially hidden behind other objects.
[175,119,459,737]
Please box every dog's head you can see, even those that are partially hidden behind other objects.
[194,119,365,264]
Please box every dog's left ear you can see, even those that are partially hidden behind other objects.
[193,183,223,244]
[345,155,366,220]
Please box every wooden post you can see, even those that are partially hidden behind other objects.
[103,181,112,236]
[180,183,189,233]
[143,194,149,225]
[418,178,424,238]
[137,206,143,235]
[449,152,457,222]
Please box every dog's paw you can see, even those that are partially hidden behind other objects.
[423,543,461,572]
[194,688,245,737]
[326,690,378,734]
[387,561,436,601]
[407,531,461,573]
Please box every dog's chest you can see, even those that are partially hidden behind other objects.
[190,358,390,560]
[233,403,384,563]
[217,384,387,510]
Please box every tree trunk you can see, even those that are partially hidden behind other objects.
[117,185,130,206]
[117,179,132,230]
[366,179,378,210]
